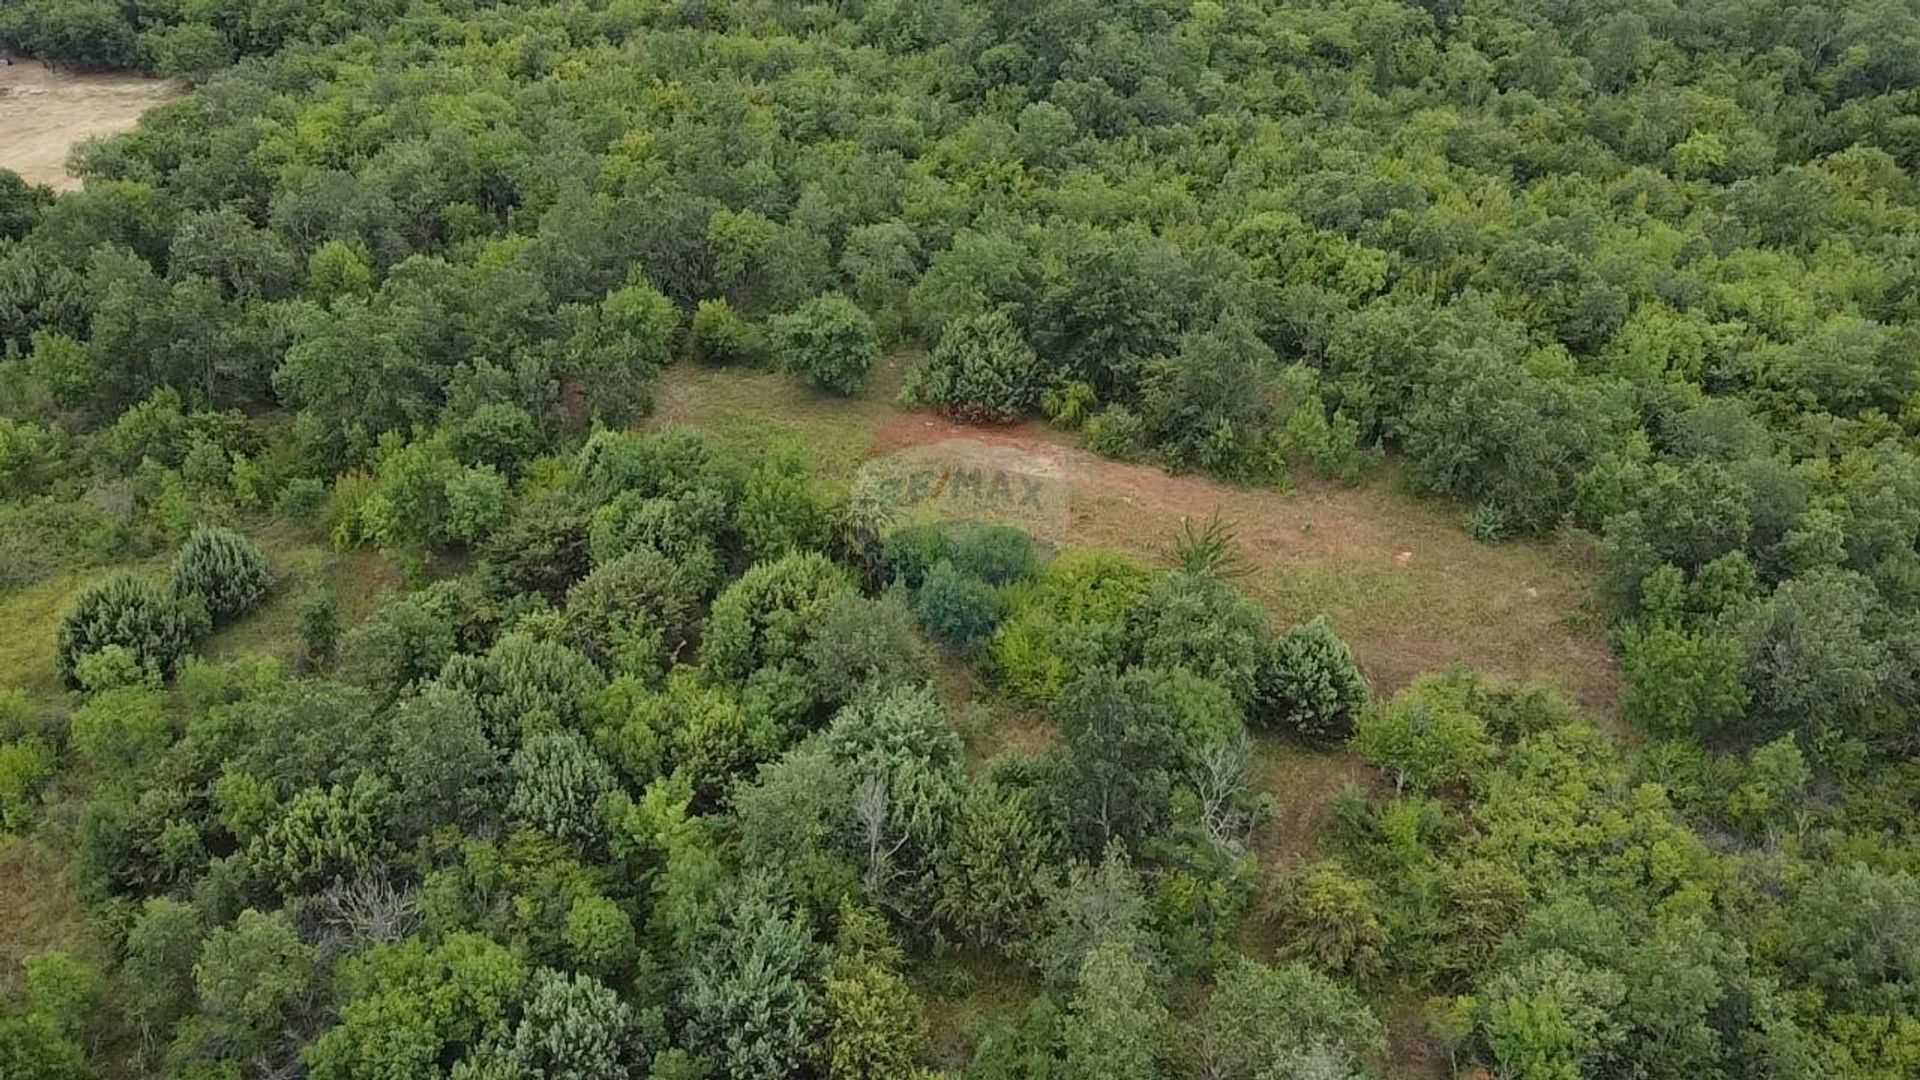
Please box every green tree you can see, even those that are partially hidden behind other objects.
[56,574,206,688]
[171,525,271,624]
[1254,616,1370,740]
[770,293,880,396]
[194,909,315,1060]
[507,969,647,1080]
[904,309,1039,421]
[1060,939,1166,1080]
[684,891,818,1080]
[1620,624,1750,739]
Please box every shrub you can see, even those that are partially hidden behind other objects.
[299,589,340,667]
[1621,623,1751,739]
[702,551,852,683]
[771,293,880,396]
[1085,405,1147,461]
[879,525,950,589]
[1254,616,1370,740]
[948,525,1035,585]
[802,589,930,707]
[443,465,511,545]
[691,298,762,365]
[1128,572,1266,704]
[1275,859,1392,980]
[990,551,1151,703]
[56,575,206,687]
[903,309,1039,421]
[916,560,1004,650]
[171,525,271,623]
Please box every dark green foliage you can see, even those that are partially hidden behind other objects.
[802,589,930,707]
[770,293,880,396]
[55,574,206,687]
[1254,616,1370,740]
[702,551,851,683]
[905,309,1039,421]
[9,4,1920,1078]
[916,560,1004,650]
[171,524,270,624]
[1128,571,1266,704]
[298,589,340,668]
[1051,670,1182,856]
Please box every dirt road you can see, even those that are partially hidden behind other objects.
[0,64,177,191]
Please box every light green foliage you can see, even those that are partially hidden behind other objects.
[565,895,636,980]
[736,448,829,559]
[904,309,1039,421]
[1620,624,1750,739]
[1275,860,1393,981]
[991,550,1150,703]
[306,933,529,1080]
[1255,616,1370,740]
[68,686,171,771]
[770,293,880,396]
[443,465,510,545]
[0,1013,88,1080]
[55,573,207,687]
[821,949,928,1080]
[1351,674,1500,794]
[1060,939,1167,1080]
[690,298,761,365]
[171,524,270,623]
[194,909,315,1058]
[1195,958,1387,1080]
[251,773,393,893]
[701,550,851,683]
[0,736,55,830]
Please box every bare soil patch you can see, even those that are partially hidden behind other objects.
[0,64,178,191]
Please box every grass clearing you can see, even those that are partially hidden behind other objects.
[651,359,1621,716]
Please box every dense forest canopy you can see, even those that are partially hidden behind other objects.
[1,0,1919,1077]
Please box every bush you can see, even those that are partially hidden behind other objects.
[56,574,206,687]
[771,293,880,396]
[1085,405,1147,461]
[879,525,950,589]
[702,551,852,683]
[904,309,1039,421]
[948,525,1035,585]
[1128,572,1266,704]
[691,298,762,365]
[1620,623,1750,739]
[171,525,271,623]
[916,560,1004,650]
[1253,616,1370,740]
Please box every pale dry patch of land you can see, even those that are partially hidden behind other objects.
[0,64,178,191]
